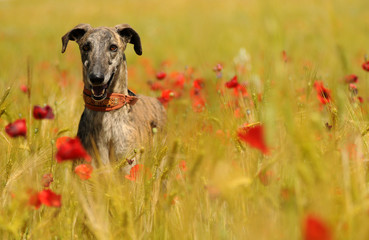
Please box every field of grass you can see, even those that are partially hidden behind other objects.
[2,0,369,239]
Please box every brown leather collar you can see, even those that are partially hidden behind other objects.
[83,88,138,112]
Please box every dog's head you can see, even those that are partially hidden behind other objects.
[61,24,142,101]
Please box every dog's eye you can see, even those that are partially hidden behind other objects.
[110,45,118,52]
[82,44,90,52]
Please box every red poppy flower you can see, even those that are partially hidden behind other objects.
[156,71,167,80]
[349,84,358,95]
[233,107,244,118]
[33,105,55,120]
[5,119,27,138]
[157,89,176,107]
[125,164,144,181]
[173,73,186,89]
[150,82,163,91]
[190,79,205,99]
[41,173,53,188]
[74,164,93,180]
[56,136,72,149]
[237,124,269,154]
[362,61,369,72]
[258,93,263,102]
[213,63,223,72]
[179,160,187,172]
[233,84,248,97]
[55,137,91,163]
[38,189,61,207]
[213,64,223,78]
[20,84,28,93]
[28,190,42,209]
[313,82,332,105]
[303,214,332,240]
[344,74,358,83]
[192,95,206,112]
[282,50,289,63]
[358,96,364,103]
[225,75,239,88]
[193,78,205,90]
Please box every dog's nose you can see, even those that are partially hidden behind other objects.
[89,73,105,85]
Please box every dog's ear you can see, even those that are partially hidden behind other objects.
[61,24,92,53]
[115,24,142,56]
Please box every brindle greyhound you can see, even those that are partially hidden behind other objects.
[61,23,166,170]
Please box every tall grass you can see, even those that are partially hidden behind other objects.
[1,0,369,239]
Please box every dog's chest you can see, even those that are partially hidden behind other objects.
[79,108,138,158]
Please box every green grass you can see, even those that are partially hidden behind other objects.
[2,0,369,239]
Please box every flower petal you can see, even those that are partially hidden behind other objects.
[5,119,27,138]
[237,124,269,154]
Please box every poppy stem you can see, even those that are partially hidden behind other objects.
[328,104,337,131]
[50,140,55,172]
[189,154,203,181]
[361,126,369,137]
[160,140,179,192]
[26,58,33,148]
[0,88,10,122]
[0,87,11,108]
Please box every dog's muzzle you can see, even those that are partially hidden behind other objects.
[90,72,115,101]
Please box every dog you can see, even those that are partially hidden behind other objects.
[61,23,166,170]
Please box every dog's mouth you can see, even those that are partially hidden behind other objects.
[90,72,115,101]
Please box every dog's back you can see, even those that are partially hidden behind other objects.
[129,94,167,145]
